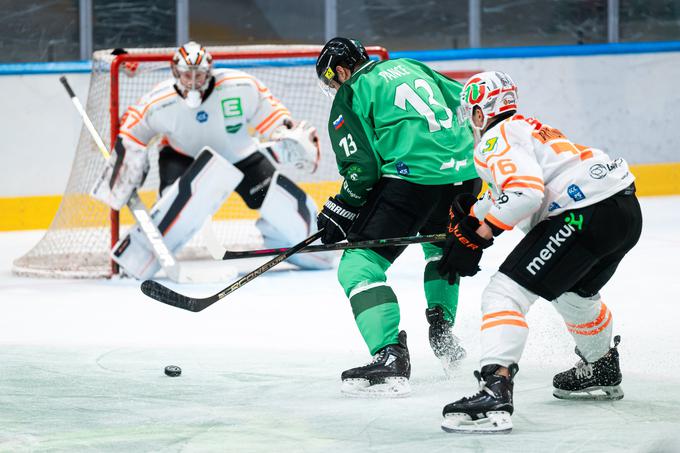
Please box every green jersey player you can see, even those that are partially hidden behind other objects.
[315,37,481,396]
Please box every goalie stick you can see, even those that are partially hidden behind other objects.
[59,76,181,281]
[216,233,447,260]
[140,229,324,312]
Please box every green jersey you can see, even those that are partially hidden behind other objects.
[327,58,477,207]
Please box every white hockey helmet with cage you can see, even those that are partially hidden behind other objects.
[171,41,213,108]
[457,71,518,134]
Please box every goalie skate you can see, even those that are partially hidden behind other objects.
[341,330,411,398]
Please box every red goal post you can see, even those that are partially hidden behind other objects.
[13,44,389,278]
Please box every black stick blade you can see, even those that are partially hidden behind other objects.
[140,280,215,312]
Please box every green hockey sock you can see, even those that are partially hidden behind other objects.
[422,243,460,324]
[350,285,400,355]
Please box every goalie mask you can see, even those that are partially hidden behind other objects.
[458,71,518,140]
[171,41,213,109]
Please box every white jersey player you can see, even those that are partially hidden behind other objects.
[92,42,332,279]
[437,71,642,433]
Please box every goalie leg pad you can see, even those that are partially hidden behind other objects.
[256,172,333,270]
[112,147,244,279]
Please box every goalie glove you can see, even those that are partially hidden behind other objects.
[91,141,149,210]
[268,119,320,174]
[317,196,359,244]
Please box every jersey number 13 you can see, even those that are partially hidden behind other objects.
[394,79,453,132]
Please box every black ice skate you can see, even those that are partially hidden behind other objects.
[426,306,466,375]
[341,330,411,397]
[441,364,519,434]
[553,335,623,401]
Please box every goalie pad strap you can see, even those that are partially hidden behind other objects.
[234,151,276,209]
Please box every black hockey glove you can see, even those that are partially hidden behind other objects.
[437,215,493,284]
[445,193,479,235]
[317,196,359,244]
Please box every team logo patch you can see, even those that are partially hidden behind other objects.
[548,202,561,212]
[567,184,586,202]
[196,110,208,123]
[347,164,362,181]
[589,163,607,179]
[324,67,335,80]
[333,114,345,130]
[465,80,485,104]
[396,161,410,176]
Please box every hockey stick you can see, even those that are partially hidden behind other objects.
[59,76,181,281]
[140,229,325,312]
[217,233,447,260]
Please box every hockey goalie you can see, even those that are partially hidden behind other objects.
[92,41,333,279]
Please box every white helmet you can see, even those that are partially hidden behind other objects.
[458,71,518,135]
[171,41,213,108]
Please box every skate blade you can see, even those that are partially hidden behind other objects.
[553,385,624,401]
[441,411,513,434]
[341,377,411,398]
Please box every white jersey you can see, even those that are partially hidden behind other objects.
[118,68,291,163]
[472,114,635,232]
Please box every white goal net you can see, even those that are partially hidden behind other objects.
[13,45,389,278]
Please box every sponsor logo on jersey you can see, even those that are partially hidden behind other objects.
[525,221,578,276]
[333,114,344,130]
[196,110,208,123]
[567,184,586,202]
[589,163,607,179]
[440,158,468,171]
[342,180,361,200]
[225,124,242,134]
[548,201,561,212]
[564,213,584,230]
[396,161,410,176]
[222,98,243,118]
[607,158,624,171]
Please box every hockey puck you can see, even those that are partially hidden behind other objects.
[164,365,181,377]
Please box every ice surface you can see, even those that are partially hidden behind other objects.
[1,197,679,452]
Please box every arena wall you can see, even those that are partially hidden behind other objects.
[1,43,678,230]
